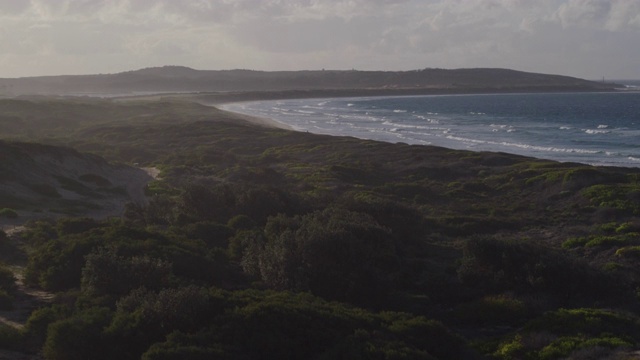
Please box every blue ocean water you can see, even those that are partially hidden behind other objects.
[223,92,640,168]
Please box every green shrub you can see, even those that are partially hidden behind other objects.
[585,233,639,248]
[0,264,16,292]
[227,214,257,231]
[183,221,233,248]
[494,335,526,360]
[23,305,71,344]
[454,295,530,326]
[616,222,640,234]
[24,235,96,291]
[0,289,13,310]
[583,184,640,215]
[602,262,624,271]
[0,208,18,218]
[0,230,9,252]
[458,237,621,305]
[0,324,23,351]
[104,286,215,359]
[144,180,176,197]
[148,291,469,360]
[56,217,102,236]
[562,236,589,248]
[244,208,399,305]
[615,246,640,258]
[492,308,639,360]
[81,247,172,297]
[539,336,631,360]
[142,345,223,360]
[526,308,640,338]
[598,222,619,233]
[43,307,112,360]
[561,167,625,191]
[562,233,640,249]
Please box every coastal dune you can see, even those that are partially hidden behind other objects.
[0,141,153,230]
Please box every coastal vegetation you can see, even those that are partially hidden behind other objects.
[1,96,640,359]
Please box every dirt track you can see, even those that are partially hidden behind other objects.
[0,272,54,330]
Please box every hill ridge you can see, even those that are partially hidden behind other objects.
[0,67,616,96]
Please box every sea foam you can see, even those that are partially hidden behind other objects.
[222,92,640,168]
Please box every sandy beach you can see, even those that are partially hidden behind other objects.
[217,105,293,130]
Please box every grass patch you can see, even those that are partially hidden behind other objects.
[583,184,640,215]
[538,336,631,360]
[563,233,640,249]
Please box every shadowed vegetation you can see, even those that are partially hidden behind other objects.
[1,96,640,359]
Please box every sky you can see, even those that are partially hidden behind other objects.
[0,0,639,80]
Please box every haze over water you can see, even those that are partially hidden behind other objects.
[224,92,640,168]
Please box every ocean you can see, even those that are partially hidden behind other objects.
[222,91,640,168]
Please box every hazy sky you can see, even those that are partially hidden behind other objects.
[1,0,638,79]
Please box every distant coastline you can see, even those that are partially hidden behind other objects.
[220,91,640,168]
[200,85,628,132]
[186,85,623,106]
[0,66,619,98]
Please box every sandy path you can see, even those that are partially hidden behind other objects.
[0,169,160,329]
[0,272,54,330]
[142,166,161,180]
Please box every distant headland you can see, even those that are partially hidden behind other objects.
[0,66,619,98]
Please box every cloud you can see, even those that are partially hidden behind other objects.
[0,0,638,78]
[554,0,640,31]
[0,1,30,14]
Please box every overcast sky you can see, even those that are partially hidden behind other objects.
[0,0,638,79]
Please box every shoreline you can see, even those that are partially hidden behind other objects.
[200,87,624,131]
[182,85,623,105]
[116,85,630,132]
[215,91,640,169]
[217,104,293,130]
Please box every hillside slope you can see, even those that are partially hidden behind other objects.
[0,140,152,228]
[1,98,640,359]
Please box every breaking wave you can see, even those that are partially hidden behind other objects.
[222,92,640,168]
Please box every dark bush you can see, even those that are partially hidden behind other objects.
[56,217,102,236]
[105,286,215,359]
[25,235,97,291]
[227,215,257,231]
[23,305,71,345]
[0,264,16,292]
[0,290,13,310]
[142,291,470,360]
[43,307,113,360]
[81,247,172,297]
[458,236,626,306]
[243,208,400,305]
[183,221,233,248]
[0,324,23,352]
